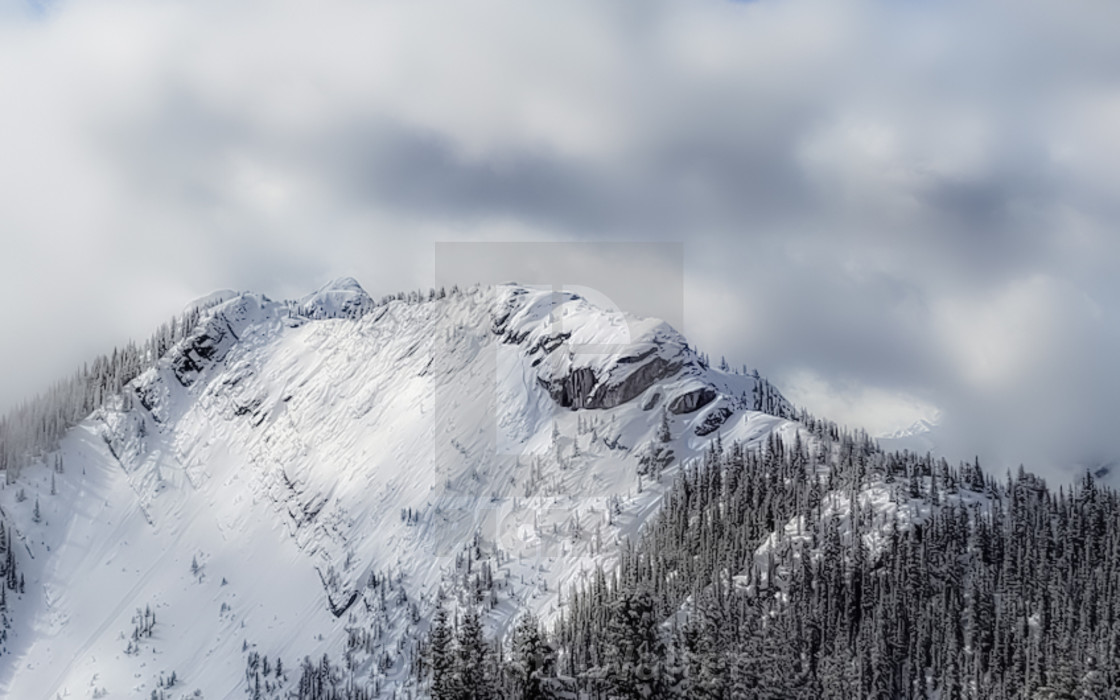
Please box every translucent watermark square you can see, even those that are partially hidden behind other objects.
[425,241,683,558]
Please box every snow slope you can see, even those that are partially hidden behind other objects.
[0,280,798,699]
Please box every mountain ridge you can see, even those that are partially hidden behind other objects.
[0,280,799,698]
[3,280,1119,699]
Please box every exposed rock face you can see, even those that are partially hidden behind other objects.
[668,387,717,415]
[540,355,683,410]
[539,367,598,409]
[170,295,276,387]
[597,356,682,408]
[172,323,236,387]
[491,284,794,424]
[694,404,732,436]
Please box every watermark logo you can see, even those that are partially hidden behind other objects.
[426,242,683,563]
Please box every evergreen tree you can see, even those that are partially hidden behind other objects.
[428,605,455,699]
[507,613,554,700]
[657,407,671,444]
[453,608,495,700]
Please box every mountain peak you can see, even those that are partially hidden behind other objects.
[298,277,373,319]
[317,276,365,293]
[491,283,792,432]
[181,288,242,315]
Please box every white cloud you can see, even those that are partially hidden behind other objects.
[2,0,1119,480]
[780,368,939,438]
[932,276,1065,391]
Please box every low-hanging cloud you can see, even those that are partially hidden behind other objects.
[2,0,1119,482]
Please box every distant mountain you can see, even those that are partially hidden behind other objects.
[879,418,938,442]
[878,416,940,455]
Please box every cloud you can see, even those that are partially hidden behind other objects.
[1,0,1119,481]
[781,368,939,440]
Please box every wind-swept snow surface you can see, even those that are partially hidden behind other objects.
[0,281,795,698]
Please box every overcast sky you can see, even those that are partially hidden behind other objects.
[3,0,1119,481]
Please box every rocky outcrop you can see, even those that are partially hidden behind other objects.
[540,355,683,410]
[172,323,237,387]
[539,367,598,409]
[597,356,682,408]
[668,387,717,415]
[694,404,732,436]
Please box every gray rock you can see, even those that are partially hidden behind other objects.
[540,355,684,410]
[668,387,717,415]
[694,404,732,436]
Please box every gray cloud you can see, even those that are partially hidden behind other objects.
[2,0,1119,482]
[321,119,620,231]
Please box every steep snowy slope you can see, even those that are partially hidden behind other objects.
[0,280,798,699]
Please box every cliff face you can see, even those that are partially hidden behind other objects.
[493,285,788,423]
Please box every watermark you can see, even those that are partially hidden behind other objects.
[425,242,684,563]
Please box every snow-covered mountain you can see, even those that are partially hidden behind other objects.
[0,279,799,699]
